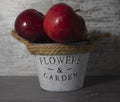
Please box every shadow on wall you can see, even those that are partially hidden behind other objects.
[87,31,120,75]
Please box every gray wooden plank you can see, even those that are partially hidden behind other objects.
[0,76,120,102]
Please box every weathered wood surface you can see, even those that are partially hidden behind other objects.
[0,0,120,76]
[0,76,120,102]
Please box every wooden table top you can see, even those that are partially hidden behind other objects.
[0,76,120,102]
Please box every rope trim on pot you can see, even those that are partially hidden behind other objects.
[11,30,111,55]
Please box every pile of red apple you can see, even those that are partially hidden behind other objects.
[15,3,88,43]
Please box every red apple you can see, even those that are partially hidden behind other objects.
[78,16,88,41]
[15,9,52,43]
[43,3,87,43]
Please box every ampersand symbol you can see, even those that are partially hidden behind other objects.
[57,67,63,73]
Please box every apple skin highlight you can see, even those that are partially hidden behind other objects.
[15,9,52,43]
[44,3,88,43]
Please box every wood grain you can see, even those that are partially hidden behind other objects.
[0,76,120,102]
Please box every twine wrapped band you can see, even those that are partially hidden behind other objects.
[11,30,111,55]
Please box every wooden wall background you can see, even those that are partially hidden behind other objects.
[0,0,120,76]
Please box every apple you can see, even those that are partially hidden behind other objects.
[78,16,88,41]
[43,3,88,43]
[15,9,52,43]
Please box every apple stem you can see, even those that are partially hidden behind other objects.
[74,9,81,13]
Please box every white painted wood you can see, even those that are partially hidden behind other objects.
[0,0,120,76]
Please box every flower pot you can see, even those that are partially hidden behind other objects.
[11,30,110,92]
[35,53,89,92]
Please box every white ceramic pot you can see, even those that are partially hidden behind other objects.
[34,53,89,92]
